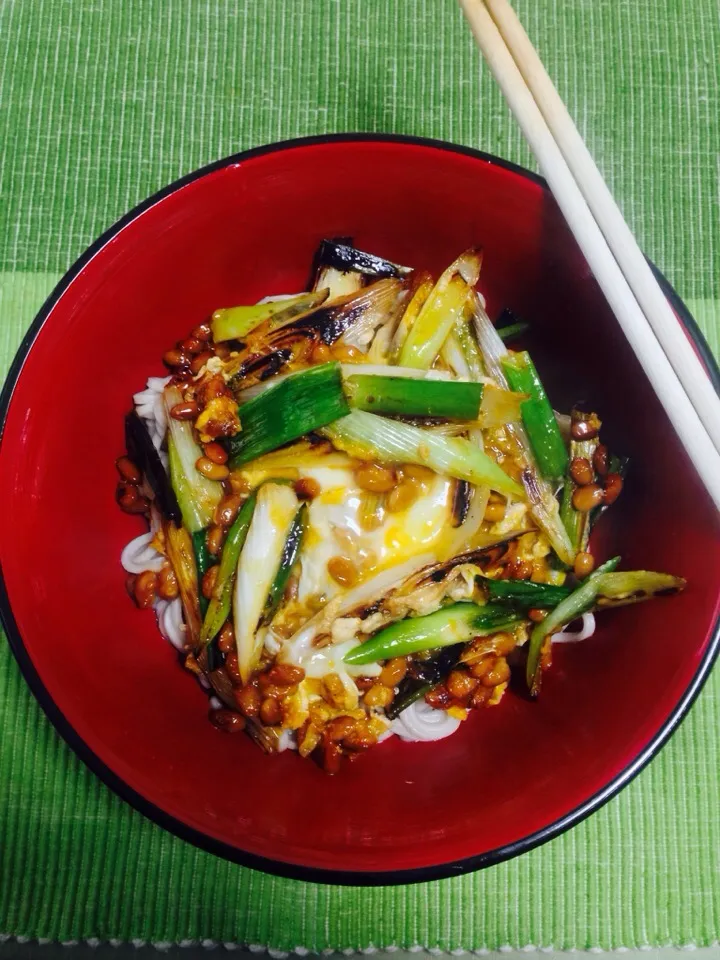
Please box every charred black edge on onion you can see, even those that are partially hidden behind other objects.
[310,237,413,286]
[284,300,374,345]
[451,480,472,527]
[387,643,464,719]
[350,539,522,621]
[228,295,383,391]
[125,411,181,522]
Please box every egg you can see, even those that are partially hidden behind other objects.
[294,463,455,607]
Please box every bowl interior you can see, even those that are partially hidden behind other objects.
[1,138,718,881]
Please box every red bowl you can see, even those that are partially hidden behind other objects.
[1,135,719,884]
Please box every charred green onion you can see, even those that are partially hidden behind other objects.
[262,503,308,625]
[165,387,223,532]
[164,521,203,649]
[560,409,601,552]
[227,362,350,467]
[386,644,465,719]
[211,290,329,342]
[595,570,686,608]
[344,602,521,665]
[322,409,524,497]
[234,483,300,684]
[472,299,575,565]
[124,411,181,522]
[526,556,621,695]
[453,317,485,379]
[497,321,529,342]
[398,249,482,369]
[485,578,572,608]
[191,529,214,618]
[312,239,412,280]
[201,491,258,644]
[495,308,529,343]
[343,373,484,419]
[501,352,569,482]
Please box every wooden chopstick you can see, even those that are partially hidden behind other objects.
[458,0,720,511]
[482,0,720,454]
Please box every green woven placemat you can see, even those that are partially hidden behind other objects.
[1,0,719,951]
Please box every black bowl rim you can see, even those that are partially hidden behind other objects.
[1,132,718,887]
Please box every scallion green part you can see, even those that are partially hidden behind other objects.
[191,529,214,617]
[343,373,483,419]
[227,362,350,467]
[485,578,572,608]
[501,352,569,481]
[262,503,308,625]
[201,491,258,644]
[526,556,620,695]
[344,602,521,665]
[497,321,529,342]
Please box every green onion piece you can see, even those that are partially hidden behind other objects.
[211,290,330,342]
[344,602,521,665]
[594,570,686,608]
[314,266,364,300]
[237,363,454,405]
[560,453,595,555]
[560,479,581,554]
[201,491,258,644]
[164,387,223,532]
[391,275,434,360]
[385,643,465,719]
[385,682,432,719]
[589,453,629,530]
[485,578,572,608]
[472,298,575,565]
[343,374,483,419]
[322,409,524,497]
[440,329,472,379]
[453,317,485,379]
[501,352,569,482]
[227,362,350,468]
[497,321,529,342]
[398,250,482,369]
[559,410,603,551]
[191,529,214,618]
[262,503,308,625]
[234,483,300,684]
[164,521,203,649]
[526,556,621,695]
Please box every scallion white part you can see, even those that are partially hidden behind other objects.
[322,409,524,497]
[233,482,300,683]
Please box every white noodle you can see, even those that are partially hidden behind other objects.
[120,532,166,574]
[277,729,298,752]
[390,700,461,742]
[552,612,596,643]
[154,597,186,651]
[132,374,170,465]
[256,292,305,304]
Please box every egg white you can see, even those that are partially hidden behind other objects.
[295,465,455,606]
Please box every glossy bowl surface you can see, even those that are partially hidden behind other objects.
[1,135,718,884]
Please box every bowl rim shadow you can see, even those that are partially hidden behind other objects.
[1,133,719,886]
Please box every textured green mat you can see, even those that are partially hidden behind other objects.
[1,0,719,951]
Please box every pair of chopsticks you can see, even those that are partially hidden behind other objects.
[458,0,720,511]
